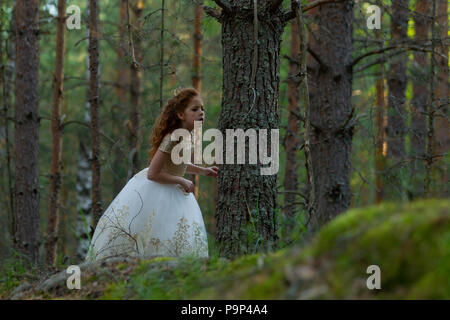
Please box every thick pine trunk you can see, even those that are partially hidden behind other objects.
[410,0,429,199]
[46,0,66,268]
[89,0,102,234]
[216,2,284,258]
[307,0,354,229]
[13,0,40,264]
[283,17,300,239]
[386,0,409,199]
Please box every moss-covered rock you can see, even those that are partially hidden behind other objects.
[5,199,449,299]
[102,199,449,299]
[304,199,450,299]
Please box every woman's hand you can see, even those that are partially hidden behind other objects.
[179,178,195,193]
[203,166,218,178]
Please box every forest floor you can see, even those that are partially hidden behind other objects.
[2,199,449,300]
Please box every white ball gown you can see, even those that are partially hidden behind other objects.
[86,133,209,261]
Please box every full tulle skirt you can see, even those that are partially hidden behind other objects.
[86,168,209,261]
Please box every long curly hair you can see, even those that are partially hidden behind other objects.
[148,87,200,161]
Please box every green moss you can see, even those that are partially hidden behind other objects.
[99,200,449,299]
[308,199,450,299]
[12,199,447,300]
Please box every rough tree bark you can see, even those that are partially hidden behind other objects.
[306,0,354,230]
[386,0,409,199]
[46,0,66,268]
[13,0,40,264]
[89,0,102,234]
[214,0,286,258]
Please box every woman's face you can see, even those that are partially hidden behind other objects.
[178,95,205,131]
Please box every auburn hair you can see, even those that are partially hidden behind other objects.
[148,87,200,161]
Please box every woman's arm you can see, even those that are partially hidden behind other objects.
[187,164,218,178]
[186,164,206,175]
[147,149,184,185]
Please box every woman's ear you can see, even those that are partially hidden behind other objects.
[176,111,185,121]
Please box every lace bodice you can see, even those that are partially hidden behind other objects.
[158,132,193,177]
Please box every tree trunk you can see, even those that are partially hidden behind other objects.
[409,0,429,199]
[215,1,285,258]
[46,0,66,268]
[159,0,165,110]
[192,3,203,199]
[434,0,448,197]
[75,31,94,260]
[13,0,40,265]
[111,0,129,194]
[59,92,69,260]
[374,43,387,204]
[307,0,354,230]
[283,15,300,240]
[75,139,93,259]
[1,3,15,236]
[386,0,409,199]
[89,0,102,234]
[128,0,142,179]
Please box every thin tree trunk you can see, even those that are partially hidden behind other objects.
[374,27,387,204]
[111,0,129,194]
[46,0,66,268]
[75,139,93,259]
[433,0,449,196]
[374,61,387,204]
[159,0,165,110]
[386,0,409,199]
[75,31,94,260]
[192,3,203,199]
[283,15,300,240]
[307,0,354,229]
[1,4,15,235]
[128,0,142,179]
[410,0,429,199]
[59,90,69,261]
[89,0,102,234]
[13,0,40,264]
[425,0,437,197]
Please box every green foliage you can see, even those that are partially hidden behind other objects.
[0,250,36,297]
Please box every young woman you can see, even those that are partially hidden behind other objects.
[86,88,218,261]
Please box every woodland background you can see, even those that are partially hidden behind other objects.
[0,0,448,278]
